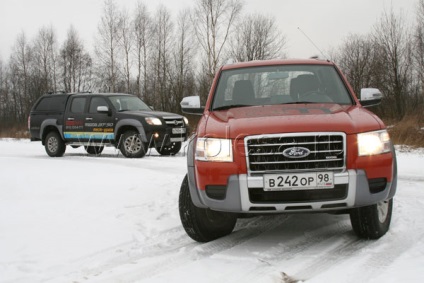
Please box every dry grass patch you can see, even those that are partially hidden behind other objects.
[387,116,424,148]
[0,124,29,139]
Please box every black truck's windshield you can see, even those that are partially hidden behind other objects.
[211,65,353,110]
[108,95,151,112]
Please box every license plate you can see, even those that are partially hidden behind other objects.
[263,172,334,191]
[172,128,186,134]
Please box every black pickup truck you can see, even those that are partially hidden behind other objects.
[28,92,189,158]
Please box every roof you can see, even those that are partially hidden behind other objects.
[221,58,334,71]
[44,92,133,96]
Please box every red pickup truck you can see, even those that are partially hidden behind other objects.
[179,59,397,242]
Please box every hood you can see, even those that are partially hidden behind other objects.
[119,110,182,119]
[201,104,384,139]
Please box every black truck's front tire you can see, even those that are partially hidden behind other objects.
[155,142,182,156]
[119,130,147,158]
[179,175,237,242]
[45,131,66,157]
[350,198,393,239]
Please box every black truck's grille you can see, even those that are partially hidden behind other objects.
[246,133,346,173]
[163,116,184,126]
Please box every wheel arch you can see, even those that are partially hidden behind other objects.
[41,120,63,145]
[186,136,208,209]
[115,119,147,144]
[387,143,398,199]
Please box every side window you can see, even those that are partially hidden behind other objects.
[70,97,86,113]
[89,97,108,113]
[35,96,68,111]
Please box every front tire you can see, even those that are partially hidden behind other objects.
[45,131,66,157]
[155,142,182,156]
[350,198,393,239]
[179,175,237,242]
[119,130,147,158]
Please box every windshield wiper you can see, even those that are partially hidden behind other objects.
[283,101,320,105]
[213,104,252,111]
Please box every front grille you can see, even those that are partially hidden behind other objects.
[246,133,345,174]
[163,116,184,126]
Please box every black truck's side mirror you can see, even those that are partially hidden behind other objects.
[97,106,112,115]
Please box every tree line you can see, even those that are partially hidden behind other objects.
[0,0,423,130]
[333,1,424,122]
[0,0,285,127]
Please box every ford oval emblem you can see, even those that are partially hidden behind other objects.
[282,147,310,158]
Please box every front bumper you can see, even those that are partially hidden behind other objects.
[187,168,397,213]
[146,127,188,147]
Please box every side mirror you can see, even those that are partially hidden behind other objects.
[97,106,111,115]
[360,88,382,107]
[180,96,204,115]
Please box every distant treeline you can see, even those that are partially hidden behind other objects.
[0,0,423,129]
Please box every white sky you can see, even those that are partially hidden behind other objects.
[0,0,416,62]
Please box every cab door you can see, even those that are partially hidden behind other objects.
[85,96,116,144]
[64,96,88,143]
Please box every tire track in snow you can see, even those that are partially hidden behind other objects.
[349,182,424,282]
[398,175,424,182]
[72,214,358,282]
[229,214,360,282]
[66,215,293,282]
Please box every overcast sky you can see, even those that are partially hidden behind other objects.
[0,0,416,62]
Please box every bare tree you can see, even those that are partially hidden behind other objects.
[133,1,151,99]
[150,5,174,111]
[171,9,197,113]
[120,7,133,93]
[95,0,122,92]
[335,34,376,95]
[229,13,286,62]
[60,26,93,93]
[0,59,7,122]
[9,32,32,122]
[191,0,243,81]
[373,8,413,118]
[414,0,424,104]
[32,26,58,95]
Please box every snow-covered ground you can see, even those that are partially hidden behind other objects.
[0,139,423,283]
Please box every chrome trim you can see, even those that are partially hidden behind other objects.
[164,116,184,126]
[170,137,185,142]
[244,132,347,175]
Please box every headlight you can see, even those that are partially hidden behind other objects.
[145,117,162,125]
[183,116,189,125]
[195,138,233,162]
[358,130,391,156]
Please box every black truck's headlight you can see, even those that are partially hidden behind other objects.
[145,117,162,126]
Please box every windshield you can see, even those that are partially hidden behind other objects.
[108,95,151,112]
[211,65,353,110]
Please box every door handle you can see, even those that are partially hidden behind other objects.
[67,117,75,121]
[86,118,93,121]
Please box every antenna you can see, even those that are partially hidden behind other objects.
[297,27,327,59]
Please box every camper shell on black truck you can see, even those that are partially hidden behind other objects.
[29,92,189,157]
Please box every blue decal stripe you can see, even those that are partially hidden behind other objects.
[64,132,115,140]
